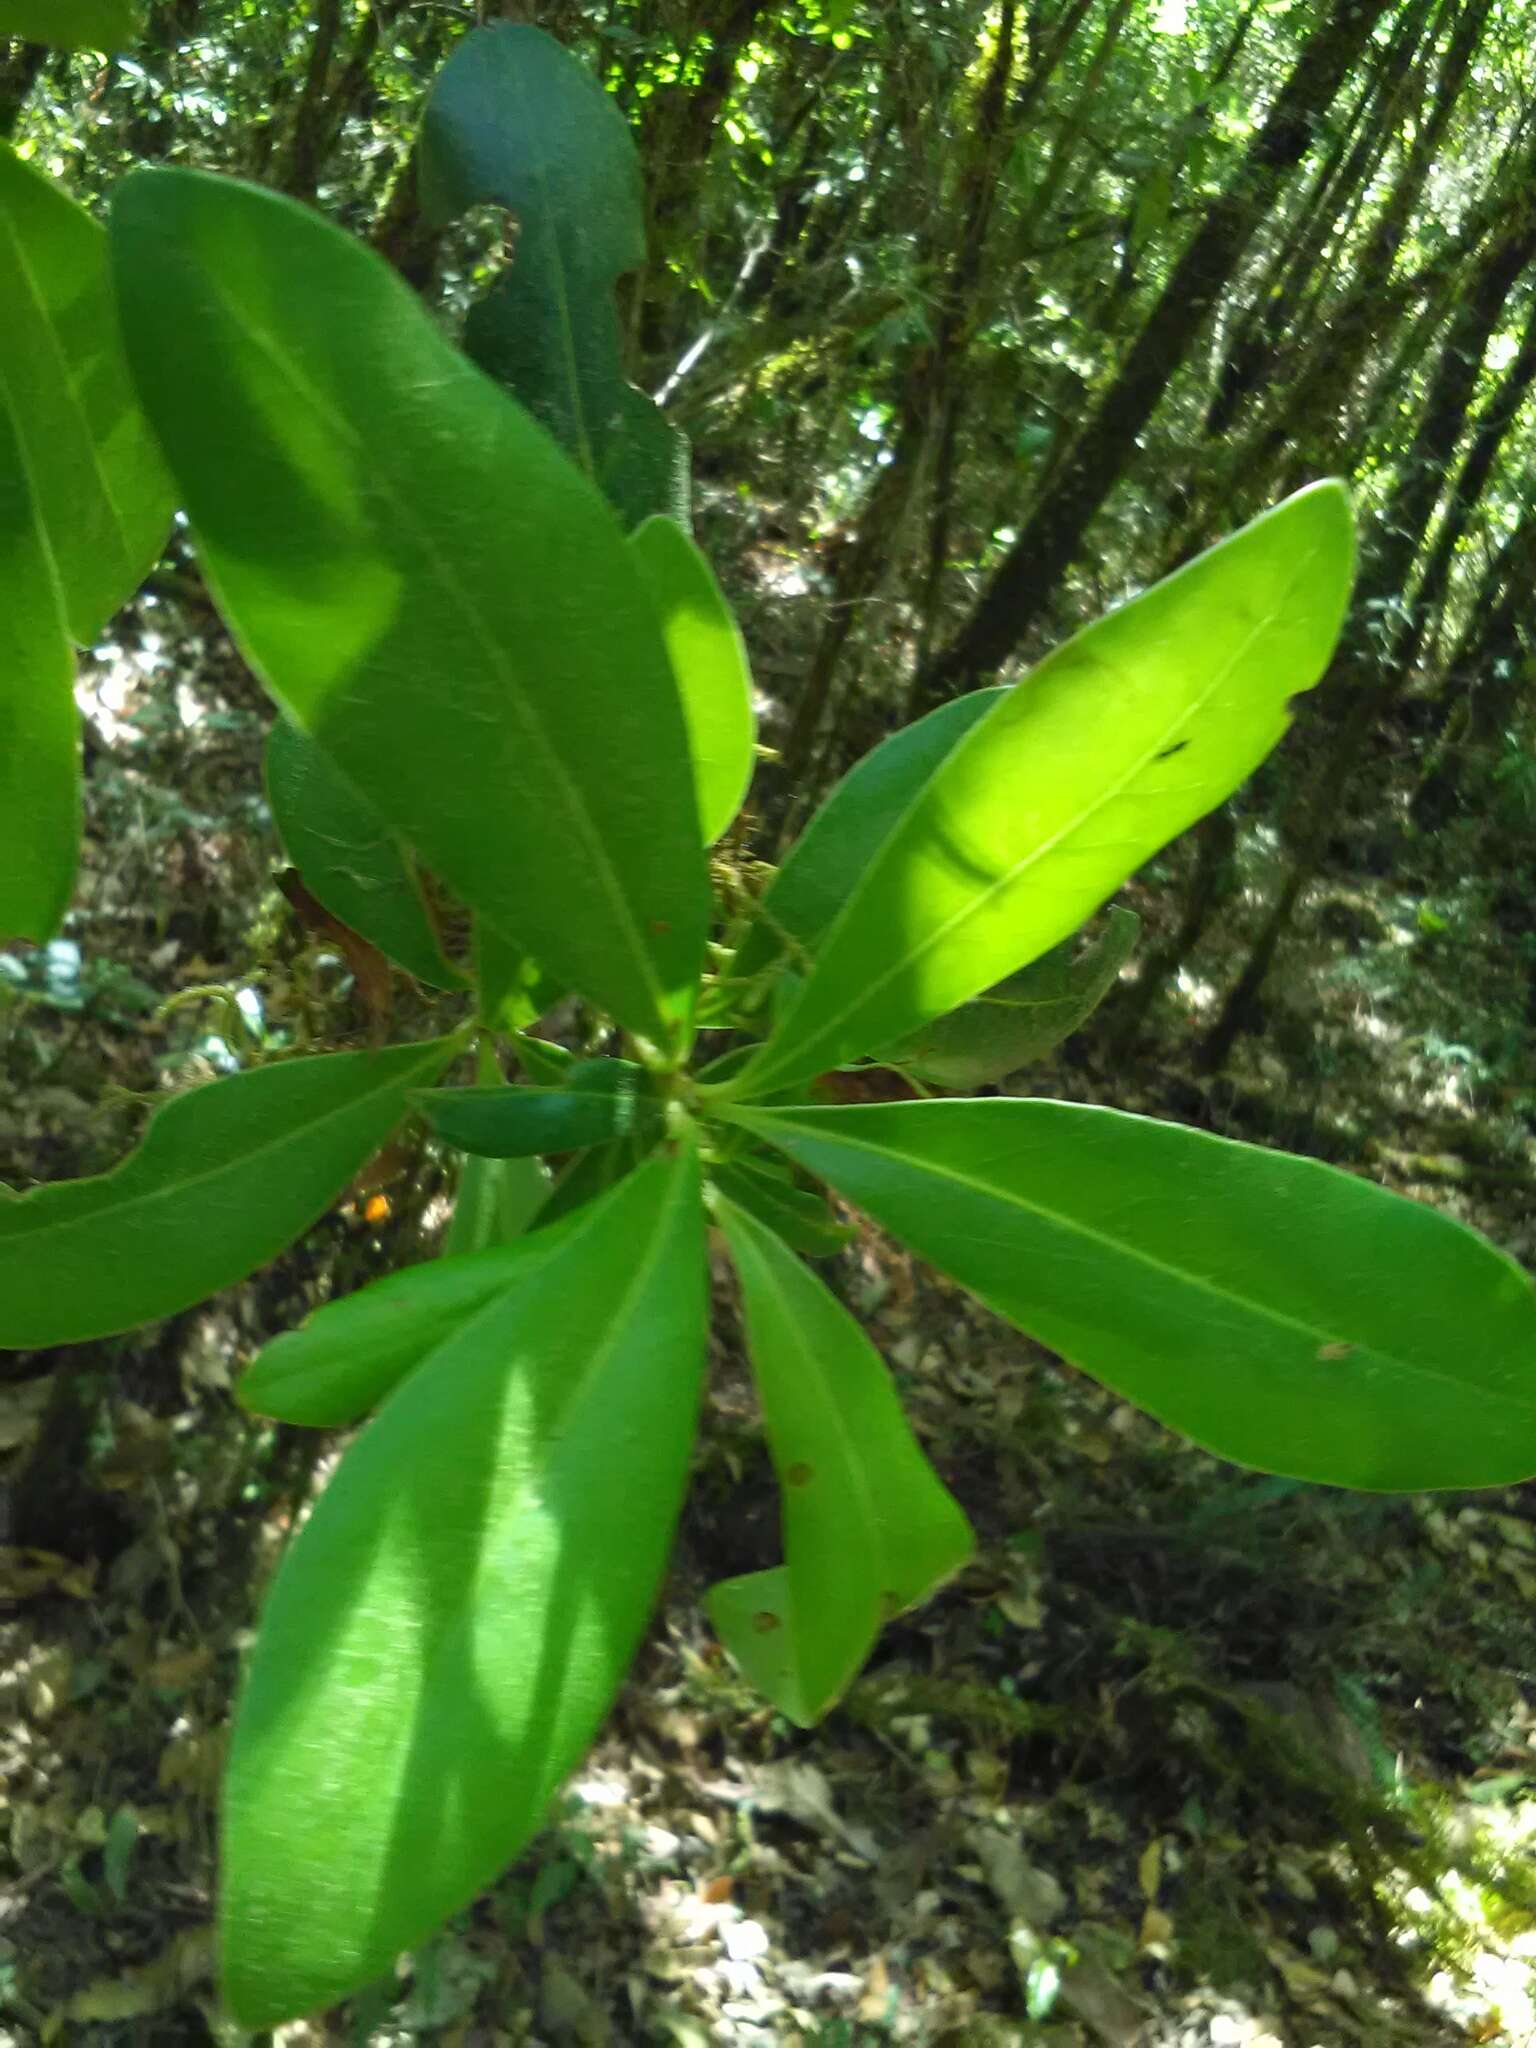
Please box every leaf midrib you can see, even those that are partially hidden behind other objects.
[187,229,665,1035]
[0,205,136,632]
[745,1110,1535,1418]
[749,541,1319,1091]
[0,1040,447,1259]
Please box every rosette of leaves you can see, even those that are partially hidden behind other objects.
[4,26,1534,2031]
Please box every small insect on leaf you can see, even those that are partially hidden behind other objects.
[1316,1341,1355,1361]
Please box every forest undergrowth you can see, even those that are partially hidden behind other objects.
[3,545,1536,2048]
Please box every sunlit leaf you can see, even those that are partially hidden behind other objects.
[221,1140,707,2025]
[0,146,172,940]
[629,516,755,843]
[238,1226,575,1427]
[731,689,1006,987]
[710,1197,973,1724]
[735,484,1354,1095]
[110,170,708,1050]
[442,1154,550,1258]
[0,1039,456,1348]
[729,1098,1536,1491]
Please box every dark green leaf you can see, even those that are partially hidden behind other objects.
[731,689,1006,987]
[221,1140,707,2025]
[892,906,1139,1088]
[110,170,708,1051]
[265,720,465,990]
[710,1198,973,1724]
[416,1060,653,1158]
[710,1159,852,1258]
[0,1039,455,1348]
[728,1098,1536,1491]
[419,23,687,530]
[629,516,755,843]
[735,485,1355,1095]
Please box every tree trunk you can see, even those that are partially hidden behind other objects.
[914,0,1394,707]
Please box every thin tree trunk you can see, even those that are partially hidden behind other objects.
[0,39,44,139]
[914,0,1394,707]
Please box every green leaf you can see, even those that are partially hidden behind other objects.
[629,517,755,843]
[265,720,466,991]
[238,1229,572,1426]
[442,1154,550,1258]
[473,920,561,1034]
[0,146,172,942]
[710,1158,852,1258]
[892,906,1139,1089]
[109,169,708,1052]
[0,146,171,644]
[731,689,1006,988]
[418,23,687,530]
[710,1198,973,1724]
[221,1140,707,2026]
[416,1060,654,1158]
[728,1098,1536,1492]
[0,402,77,943]
[0,1039,454,1348]
[734,484,1355,1095]
[0,0,140,50]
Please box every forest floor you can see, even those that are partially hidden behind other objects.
[4,584,1536,2048]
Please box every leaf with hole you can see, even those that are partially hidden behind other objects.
[418,22,686,530]
[220,1140,707,2025]
[735,483,1354,1095]
[0,1039,455,1348]
[110,168,708,1049]
[710,1197,973,1724]
[728,1097,1536,1491]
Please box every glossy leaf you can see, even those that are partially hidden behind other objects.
[710,1159,852,1258]
[416,1060,653,1158]
[728,1098,1536,1491]
[110,170,708,1050]
[892,906,1139,1089]
[710,1199,973,1724]
[0,0,140,51]
[442,1155,550,1259]
[221,1141,707,2025]
[0,403,76,943]
[266,720,465,991]
[0,146,170,644]
[735,484,1354,1095]
[731,689,1006,987]
[629,516,755,843]
[418,23,687,530]
[238,1229,572,1426]
[0,1039,454,1348]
